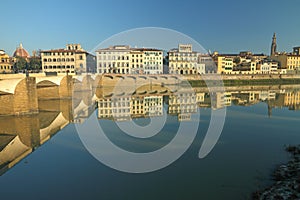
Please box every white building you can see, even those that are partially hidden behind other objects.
[96,45,163,74]
[257,60,279,74]
[168,44,203,75]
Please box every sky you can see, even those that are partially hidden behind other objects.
[1,0,300,56]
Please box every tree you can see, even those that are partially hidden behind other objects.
[28,56,41,71]
[233,57,241,64]
[14,56,28,72]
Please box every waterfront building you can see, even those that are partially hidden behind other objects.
[168,44,204,75]
[0,50,14,73]
[97,45,131,74]
[41,44,96,75]
[271,52,300,72]
[130,49,143,74]
[141,49,163,74]
[96,45,163,74]
[198,55,215,73]
[269,33,300,72]
[258,62,271,74]
[232,60,257,74]
[216,56,233,74]
[213,51,266,74]
[256,59,280,74]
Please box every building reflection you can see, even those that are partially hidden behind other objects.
[1,76,300,176]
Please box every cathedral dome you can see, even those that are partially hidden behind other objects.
[13,43,30,58]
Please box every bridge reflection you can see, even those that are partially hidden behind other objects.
[1,74,300,176]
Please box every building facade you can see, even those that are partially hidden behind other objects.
[168,44,204,75]
[216,56,233,74]
[41,44,96,75]
[0,50,14,73]
[271,53,300,72]
[270,33,300,72]
[96,45,163,74]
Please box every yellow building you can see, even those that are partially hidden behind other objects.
[41,44,96,75]
[271,54,300,71]
[0,50,14,73]
[130,50,144,74]
[168,44,204,75]
[271,47,300,72]
[217,56,233,74]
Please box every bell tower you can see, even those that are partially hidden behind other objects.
[270,33,277,56]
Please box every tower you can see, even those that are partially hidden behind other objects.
[270,33,277,56]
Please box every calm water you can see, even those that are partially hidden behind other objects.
[0,82,300,200]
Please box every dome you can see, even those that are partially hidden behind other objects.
[13,43,30,58]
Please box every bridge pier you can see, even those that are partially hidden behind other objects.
[0,77,38,116]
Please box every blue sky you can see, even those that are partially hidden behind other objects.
[1,0,300,55]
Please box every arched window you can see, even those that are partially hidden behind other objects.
[43,59,47,62]
[66,58,70,62]
[71,58,74,62]
[62,58,65,62]
[57,58,61,62]
[48,58,52,62]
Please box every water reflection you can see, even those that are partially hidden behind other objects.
[0,75,300,176]
[0,99,72,175]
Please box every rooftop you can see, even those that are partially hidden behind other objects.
[96,45,162,52]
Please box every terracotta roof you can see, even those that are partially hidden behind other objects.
[96,45,162,52]
[13,43,30,58]
[41,49,87,53]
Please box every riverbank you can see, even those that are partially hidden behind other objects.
[188,77,300,87]
[252,145,300,199]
